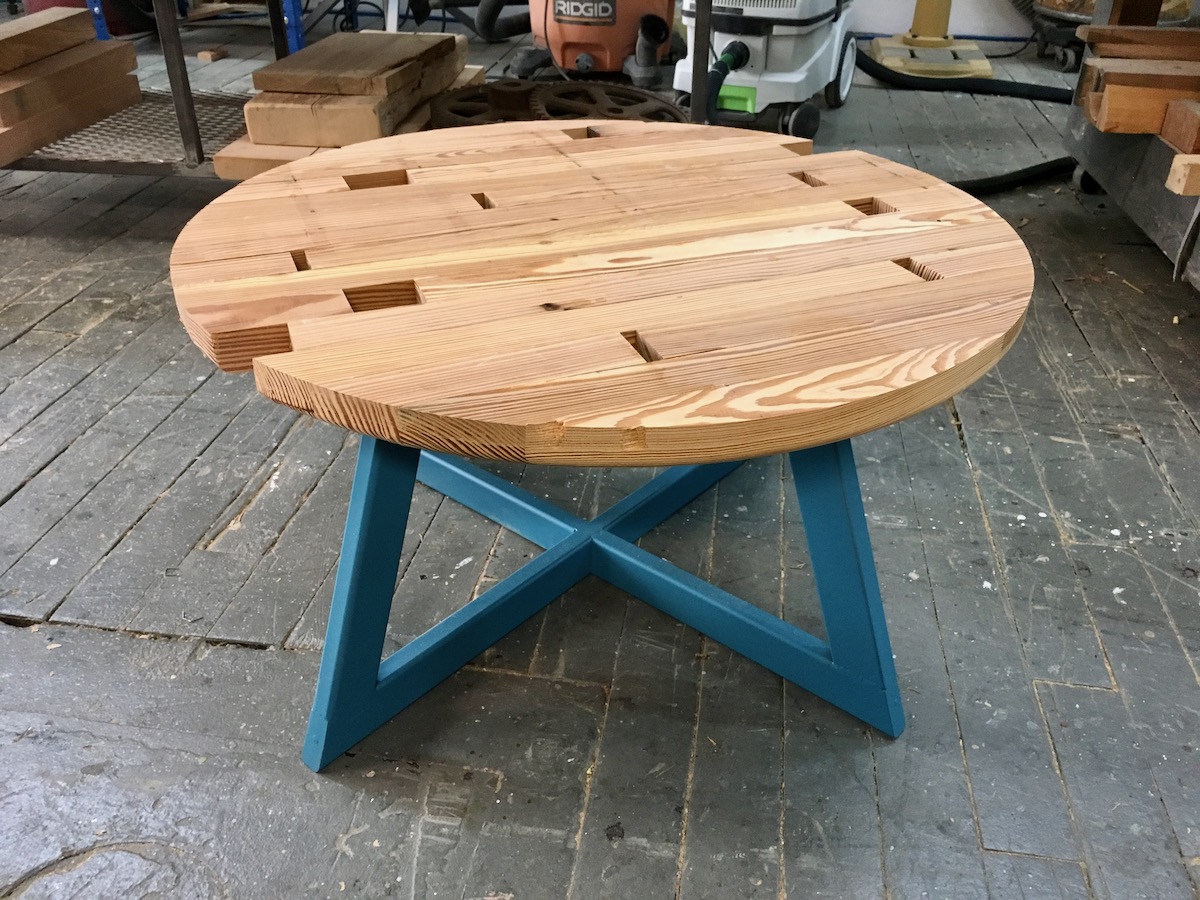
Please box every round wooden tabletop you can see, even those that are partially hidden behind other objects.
[171,120,1033,466]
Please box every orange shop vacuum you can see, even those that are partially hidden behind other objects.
[469,0,679,86]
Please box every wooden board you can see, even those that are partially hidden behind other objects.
[213,134,321,180]
[0,72,140,168]
[1087,41,1200,62]
[244,40,466,146]
[1165,152,1200,194]
[1160,98,1200,151]
[250,31,459,96]
[1083,57,1200,92]
[0,8,95,76]
[1090,84,1200,133]
[169,121,1034,467]
[0,39,136,127]
[1078,25,1200,47]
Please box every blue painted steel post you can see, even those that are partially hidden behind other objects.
[281,0,306,52]
[788,440,905,736]
[303,437,419,770]
[84,0,111,39]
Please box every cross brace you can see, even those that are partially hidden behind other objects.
[303,437,904,771]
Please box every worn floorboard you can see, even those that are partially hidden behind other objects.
[0,30,1197,900]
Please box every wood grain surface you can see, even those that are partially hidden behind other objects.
[250,31,460,97]
[170,120,1034,465]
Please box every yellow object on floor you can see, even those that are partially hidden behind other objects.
[867,0,994,79]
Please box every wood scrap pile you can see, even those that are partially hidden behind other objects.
[0,9,139,168]
[214,31,482,181]
[1077,25,1200,196]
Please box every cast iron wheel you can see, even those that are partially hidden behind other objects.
[1072,165,1104,195]
[429,83,533,128]
[1054,45,1081,73]
[780,102,820,138]
[824,34,856,109]
[529,81,688,123]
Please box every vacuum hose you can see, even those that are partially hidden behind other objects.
[706,41,750,125]
[950,155,1077,196]
[635,14,671,68]
[474,0,531,43]
[854,48,1074,104]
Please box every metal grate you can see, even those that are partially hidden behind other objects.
[16,89,250,176]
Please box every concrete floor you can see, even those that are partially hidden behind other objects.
[0,15,1198,900]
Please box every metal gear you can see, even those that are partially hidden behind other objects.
[429,80,539,129]
[529,82,687,123]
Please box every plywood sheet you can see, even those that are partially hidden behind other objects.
[170,121,1033,466]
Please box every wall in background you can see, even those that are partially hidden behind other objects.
[849,0,1033,39]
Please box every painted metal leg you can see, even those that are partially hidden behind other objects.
[304,440,903,771]
[303,437,419,770]
[788,440,905,736]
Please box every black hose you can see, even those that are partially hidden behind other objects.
[950,155,1076,196]
[854,47,1074,104]
[705,67,728,126]
[706,41,750,126]
[474,0,530,42]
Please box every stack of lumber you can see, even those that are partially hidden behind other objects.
[0,9,139,168]
[215,31,480,181]
[1075,25,1200,196]
[1078,26,1200,135]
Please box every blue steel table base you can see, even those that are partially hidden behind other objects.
[303,437,905,771]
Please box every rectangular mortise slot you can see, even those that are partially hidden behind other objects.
[290,249,310,271]
[562,126,601,140]
[845,197,898,215]
[791,171,827,187]
[343,169,410,190]
[342,280,421,311]
[893,257,944,282]
[471,192,496,209]
[622,330,660,362]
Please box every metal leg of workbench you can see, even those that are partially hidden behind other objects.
[150,0,205,165]
[303,437,905,772]
[688,0,712,123]
[84,0,112,40]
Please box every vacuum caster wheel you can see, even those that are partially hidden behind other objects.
[824,33,857,109]
[780,102,819,139]
[1072,165,1104,195]
[1054,45,1081,73]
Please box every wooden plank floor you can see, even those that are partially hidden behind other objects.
[1,22,1198,899]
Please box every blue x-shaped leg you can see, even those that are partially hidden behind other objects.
[303,437,905,771]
